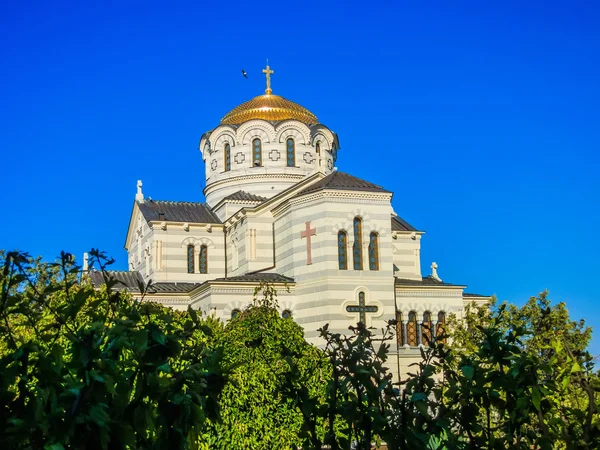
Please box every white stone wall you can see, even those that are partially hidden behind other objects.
[271,190,396,348]
[201,120,337,207]
[392,233,422,280]
[126,204,226,284]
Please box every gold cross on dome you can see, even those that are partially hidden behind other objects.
[262,60,274,95]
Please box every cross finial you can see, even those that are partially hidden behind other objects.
[431,262,441,281]
[262,60,274,95]
[135,180,144,203]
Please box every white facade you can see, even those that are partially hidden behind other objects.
[98,83,489,382]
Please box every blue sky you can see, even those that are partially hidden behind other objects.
[1,1,599,352]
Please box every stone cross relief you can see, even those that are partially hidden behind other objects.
[300,221,317,265]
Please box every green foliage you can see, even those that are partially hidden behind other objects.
[201,282,329,449]
[0,250,227,450]
[2,248,599,450]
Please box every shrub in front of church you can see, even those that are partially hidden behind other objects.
[0,250,227,450]
[198,283,330,450]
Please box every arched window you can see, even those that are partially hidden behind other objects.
[338,230,348,270]
[286,138,295,167]
[282,309,292,319]
[397,311,405,346]
[368,232,379,271]
[252,138,262,166]
[316,141,321,155]
[224,143,231,172]
[231,309,240,319]
[353,217,363,270]
[422,311,432,346]
[437,311,446,344]
[407,311,418,346]
[199,245,208,274]
[187,244,195,274]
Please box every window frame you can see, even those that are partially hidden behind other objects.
[368,232,379,271]
[199,244,208,274]
[353,217,363,270]
[338,230,348,270]
[224,143,231,172]
[252,138,262,167]
[187,244,195,274]
[286,137,295,167]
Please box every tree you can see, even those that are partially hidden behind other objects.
[200,283,330,450]
[0,250,227,450]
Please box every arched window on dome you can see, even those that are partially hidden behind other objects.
[338,230,348,270]
[224,143,231,172]
[368,232,379,271]
[231,309,241,319]
[252,138,262,166]
[316,141,321,167]
[199,245,208,274]
[353,217,363,270]
[422,311,432,346]
[286,138,295,167]
[187,244,195,274]
[437,311,446,344]
[397,311,405,346]
[407,311,418,346]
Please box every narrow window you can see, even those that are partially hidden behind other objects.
[368,232,379,271]
[224,143,231,172]
[338,230,348,270]
[407,311,418,346]
[422,311,432,346]
[231,309,240,319]
[397,311,404,346]
[437,311,446,344]
[282,309,292,319]
[252,138,262,166]
[316,141,321,166]
[353,217,363,270]
[187,244,195,274]
[286,138,295,167]
[199,245,208,274]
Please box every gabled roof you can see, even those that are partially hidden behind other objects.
[222,190,267,202]
[138,200,221,224]
[391,215,419,232]
[212,273,294,283]
[294,171,391,197]
[395,276,465,287]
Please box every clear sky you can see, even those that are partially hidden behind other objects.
[1,1,599,352]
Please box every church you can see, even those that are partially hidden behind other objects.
[90,64,489,380]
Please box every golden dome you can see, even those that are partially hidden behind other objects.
[221,94,319,125]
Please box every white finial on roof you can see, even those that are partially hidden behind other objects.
[431,262,441,281]
[135,180,144,203]
[83,252,89,271]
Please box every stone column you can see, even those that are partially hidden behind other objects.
[402,321,409,347]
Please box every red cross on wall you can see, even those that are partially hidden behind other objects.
[300,221,317,265]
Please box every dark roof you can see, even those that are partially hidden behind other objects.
[463,292,491,298]
[138,200,221,224]
[391,215,418,232]
[212,273,294,283]
[89,271,143,290]
[89,271,202,293]
[395,276,465,287]
[295,171,391,197]
[222,190,267,202]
